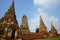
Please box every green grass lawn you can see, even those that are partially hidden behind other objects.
[46,38,60,40]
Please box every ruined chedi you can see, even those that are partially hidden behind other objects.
[20,15,30,34]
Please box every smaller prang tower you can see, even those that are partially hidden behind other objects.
[20,15,30,34]
[49,22,57,38]
[39,15,48,35]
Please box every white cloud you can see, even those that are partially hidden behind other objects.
[29,13,40,32]
[50,16,58,22]
[34,0,59,8]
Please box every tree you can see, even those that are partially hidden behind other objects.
[36,28,39,33]
[0,29,4,35]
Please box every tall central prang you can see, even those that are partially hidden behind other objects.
[0,0,19,39]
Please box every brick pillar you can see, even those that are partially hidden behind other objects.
[6,37,11,40]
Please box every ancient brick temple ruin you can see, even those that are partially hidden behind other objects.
[0,0,60,40]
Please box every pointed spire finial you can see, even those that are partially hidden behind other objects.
[9,0,14,9]
[12,0,14,3]
[40,15,42,21]
[11,0,14,8]
[51,22,53,27]
[36,26,38,28]
[40,15,43,24]
[40,15,42,19]
[8,0,15,12]
[51,22,55,30]
[51,22,54,27]
[51,22,52,26]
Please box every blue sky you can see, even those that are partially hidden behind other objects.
[0,0,60,34]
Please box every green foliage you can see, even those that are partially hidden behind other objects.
[46,38,60,40]
[36,28,39,33]
[0,29,4,35]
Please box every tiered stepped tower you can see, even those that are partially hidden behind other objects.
[0,0,19,39]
